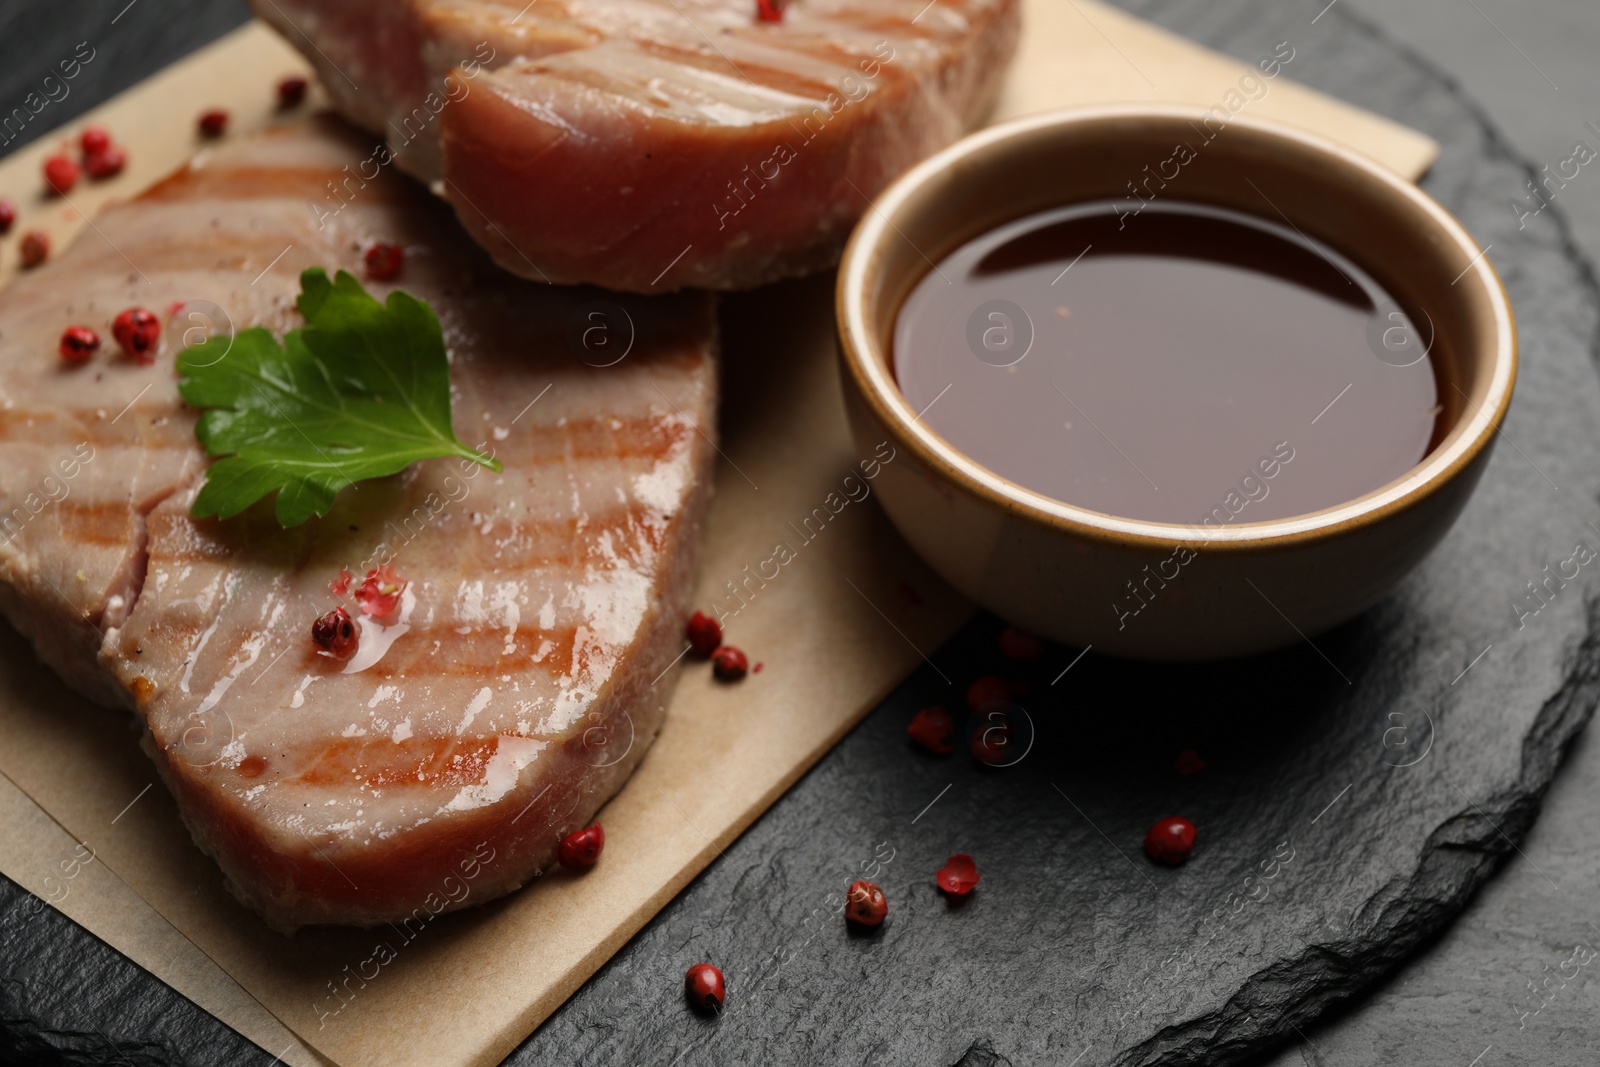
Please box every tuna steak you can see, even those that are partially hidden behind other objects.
[0,116,717,928]
[254,0,1022,291]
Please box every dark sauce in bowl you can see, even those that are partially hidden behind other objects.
[892,201,1442,527]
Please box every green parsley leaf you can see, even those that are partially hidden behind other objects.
[178,268,501,526]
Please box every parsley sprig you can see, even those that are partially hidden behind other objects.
[178,268,501,526]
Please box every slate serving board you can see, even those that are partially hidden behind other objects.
[504,2,1600,1062]
[5,1,1600,1066]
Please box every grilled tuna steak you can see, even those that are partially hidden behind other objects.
[254,0,1021,291]
[0,117,717,928]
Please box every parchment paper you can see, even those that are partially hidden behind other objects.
[0,7,1437,1066]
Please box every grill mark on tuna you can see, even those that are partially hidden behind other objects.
[271,729,618,790]
[137,497,675,567]
[0,412,692,470]
[141,163,416,203]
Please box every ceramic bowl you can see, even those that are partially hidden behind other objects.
[836,106,1515,660]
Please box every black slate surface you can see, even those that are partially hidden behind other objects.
[1250,723,1600,1067]
[4,1,1600,1066]
[0,880,261,1066]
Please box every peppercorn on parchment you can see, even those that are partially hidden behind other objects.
[0,8,1435,1067]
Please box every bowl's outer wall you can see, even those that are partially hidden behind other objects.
[846,381,1495,659]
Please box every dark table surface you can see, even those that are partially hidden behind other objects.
[4,3,1600,1066]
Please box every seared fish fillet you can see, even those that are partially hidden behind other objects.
[254,0,1021,291]
[0,117,716,928]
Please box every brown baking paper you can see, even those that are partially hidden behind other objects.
[0,8,1436,1067]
